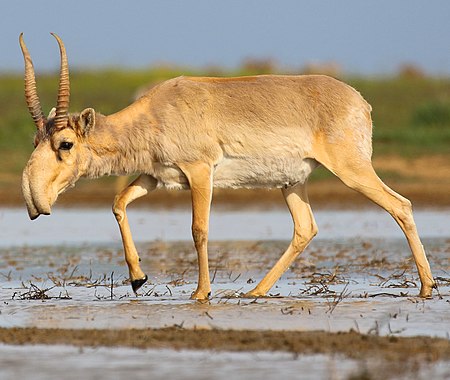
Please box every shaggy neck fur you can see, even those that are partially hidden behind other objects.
[84,105,158,178]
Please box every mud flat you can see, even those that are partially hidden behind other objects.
[0,208,449,379]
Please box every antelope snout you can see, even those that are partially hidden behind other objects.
[24,195,52,220]
[22,166,54,220]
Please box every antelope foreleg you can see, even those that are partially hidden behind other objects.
[113,174,157,293]
[179,162,213,301]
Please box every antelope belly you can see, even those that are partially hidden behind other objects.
[213,157,318,189]
[152,157,318,190]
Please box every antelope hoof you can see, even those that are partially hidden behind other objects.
[419,282,436,299]
[241,288,266,299]
[131,274,148,294]
[190,289,211,301]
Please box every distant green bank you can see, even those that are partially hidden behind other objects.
[1,68,449,179]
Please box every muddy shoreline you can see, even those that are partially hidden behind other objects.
[1,327,448,362]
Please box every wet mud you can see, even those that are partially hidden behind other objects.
[1,326,449,363]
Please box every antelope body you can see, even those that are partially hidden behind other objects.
[20,34,436,299]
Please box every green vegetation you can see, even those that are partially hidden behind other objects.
[348,76,450,156]
[1,67,449,183]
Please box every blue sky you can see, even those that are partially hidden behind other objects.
[2,0,450,75]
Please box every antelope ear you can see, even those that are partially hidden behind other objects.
[79,108,96,135]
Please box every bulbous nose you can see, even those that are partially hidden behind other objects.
[22,156,53,220]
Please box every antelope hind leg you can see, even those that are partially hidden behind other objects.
[322,159,436,298]
[245,183,318,298]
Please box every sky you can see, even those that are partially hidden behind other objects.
[1,0,450,75]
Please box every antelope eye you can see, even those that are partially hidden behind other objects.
[59,141,73,150]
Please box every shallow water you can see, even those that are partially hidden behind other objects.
[0,207,449,379]
[1,207,449,336]
[1,207,449,247]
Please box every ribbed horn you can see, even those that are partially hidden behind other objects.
[51,33,70,129]
[19,33,45,130]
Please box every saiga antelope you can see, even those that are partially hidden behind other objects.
[19,34,436,299]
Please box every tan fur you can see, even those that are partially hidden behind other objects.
[22,74,436,299]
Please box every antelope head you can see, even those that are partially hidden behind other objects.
[20,33,95,219]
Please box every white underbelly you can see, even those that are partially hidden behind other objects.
[213,157,318,188]
[152,157,318,190]
[152,163,189,190]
